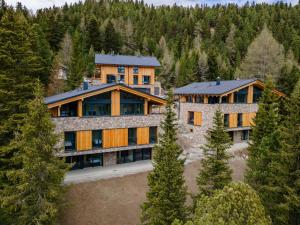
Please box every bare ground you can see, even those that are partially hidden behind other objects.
[59,154,246,225]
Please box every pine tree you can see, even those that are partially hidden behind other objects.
[104,20,122,53]
[280,80,300,225]
[1,81,68,225]
[141,90,187,225]
[66,30,85,90]
[246,79,286,224]
[196,108,232,197]
[191,183,272,225]
[237,25,285,81]
[86,16,103,52]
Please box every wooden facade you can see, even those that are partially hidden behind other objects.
[111,90,120,116]
[229,113,238,128]
[137,127,149,145]
[76,130,92,151]
[194,112,202,126]
[103,128,128,148]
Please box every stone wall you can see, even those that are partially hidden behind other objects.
[177,103,258,146]
[103,152,117,166]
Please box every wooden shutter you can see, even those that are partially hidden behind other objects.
[249,112,257,126]
[102,128,128,148]
[137,127,149,145]
[194,112,202,126]
[229,113,238,128]
[242,113,250,127]
[76,130,92,151]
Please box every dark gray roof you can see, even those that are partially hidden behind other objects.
[174,78,257,95]
[95,54,161,67]
[45,83,116,105]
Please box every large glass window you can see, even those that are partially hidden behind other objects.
[224,114,229,127]
[92,130,102,148]
[120,91,144,115]
[64,132,76,152]
[241,130,249,141]
[83,92,111,116]
[143,75,150,85]
[107,74,116,83]
[60,102,77,117]
[149,127,157,144]
[128,128,137,145]
[133,75,138,85]
[188,111,194,125]
[186,96,193,103]
[134,148,152,161]
[253,86,263,103]
[195,96,204,103]
[234,88,248,103]
[85,153,103,167]
[66,155,84,170]
[117,150,134,164]
[133,66,139,74]
[238,113,243,127]
[221,96,228,103]
[118,65,125,73]
[208,96,220,104]
[117,148,152,164]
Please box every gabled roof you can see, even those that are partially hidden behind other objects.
[95,54,161,67]
[45,83,166,108]
[174,78,259,95]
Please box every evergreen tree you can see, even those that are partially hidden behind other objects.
[66,30,85,90]
[246,79,286,224]
[104,20,122,53]
[184,183,271,225]
[141,90,187,225]
[86,16,103,52]
[2,81,68,225]
[237,25,285,81]
[196,108,232,197]
[278,65,300,96]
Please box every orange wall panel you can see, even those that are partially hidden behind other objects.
[137,127,149,145]
[111,90,120,116]
[229,113,238,128]
[242,113,250,127]
[76,130,92,151]
[103,128,128,148]
[194,112,202,126]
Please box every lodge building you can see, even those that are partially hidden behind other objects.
[174,78,284,145]
[45,54,166,170]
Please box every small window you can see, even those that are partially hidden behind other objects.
[133,75,138,85]
[143,76,150,85]
[241,130,249,141]
[118,74,125,83]
[92,130,102,148]
[118,65,125,73]
[237,113,243,127]
[128,128,137,145]
[188,111,194,125]
[133,66,139,74]
[186,96,193,103]
[149,127,157,144]
[224,114,229,127]
[107,74,116,83]
[64,132,76,152]
[195,96,204,103]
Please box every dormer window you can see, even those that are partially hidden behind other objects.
[118,66,125,74]
[133,66,139,74]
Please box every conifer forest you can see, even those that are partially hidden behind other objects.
[0,0,300,225]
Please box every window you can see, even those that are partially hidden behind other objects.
[128,128,137,145]
[133,75,138,85]
[234,88,248,103]
[241,130,249,141]
[118,65,125,73]
[120,91,144,115]
[208,96,220,104]
[107,74,116,83]
[143,76,150,85]
[154,87,160,96]
[134,148,152,161]
[64,132,76,152]
[221,96,228,103]
[85,153,103,167]
[188,111,194,125]
[117,150,134,164]
[118,149,152,164]
[253,86,263,103]
[118,75,125,83]
[60,102,77,117]
[133,66,139,74]
[237,113,243,127]
[66,155,84,170]
[149,127,157,144]
[195,96,204,103]
[224,114,229,127]
[186,96,193,103]
[83,92,111,116]
[92,130,102,148]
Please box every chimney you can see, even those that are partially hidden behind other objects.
[83,80,89,90]
[216,77,221,85]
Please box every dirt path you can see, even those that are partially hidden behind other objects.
[59,156,246,225]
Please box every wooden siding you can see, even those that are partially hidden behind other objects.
[76,130,92,151]
[229,113,238,128]
[111,90,120,116]
[102,128,128,148]
[204,96,208,104]
[180,96,186,103]
[77,99,83,117]
[144,99,148,115]
[247,85,253,103]
[50,107,58,117]
[249,112,256,126]
[228,93,234,103]
[194,112,202,126]
[242,113,250,127]
[137,127,149,145]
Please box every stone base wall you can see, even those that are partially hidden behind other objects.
[177,103,258,146]
[103,152,117,166]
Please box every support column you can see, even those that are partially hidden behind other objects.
[204,96,208,104]
[229,93,234,103]
[111,90,120,116]
[57,106,61,117]
[144,99,148,115]
[247,85,253,103]
[77,99,83,117]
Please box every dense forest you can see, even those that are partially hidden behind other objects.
[1,0,300,94]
